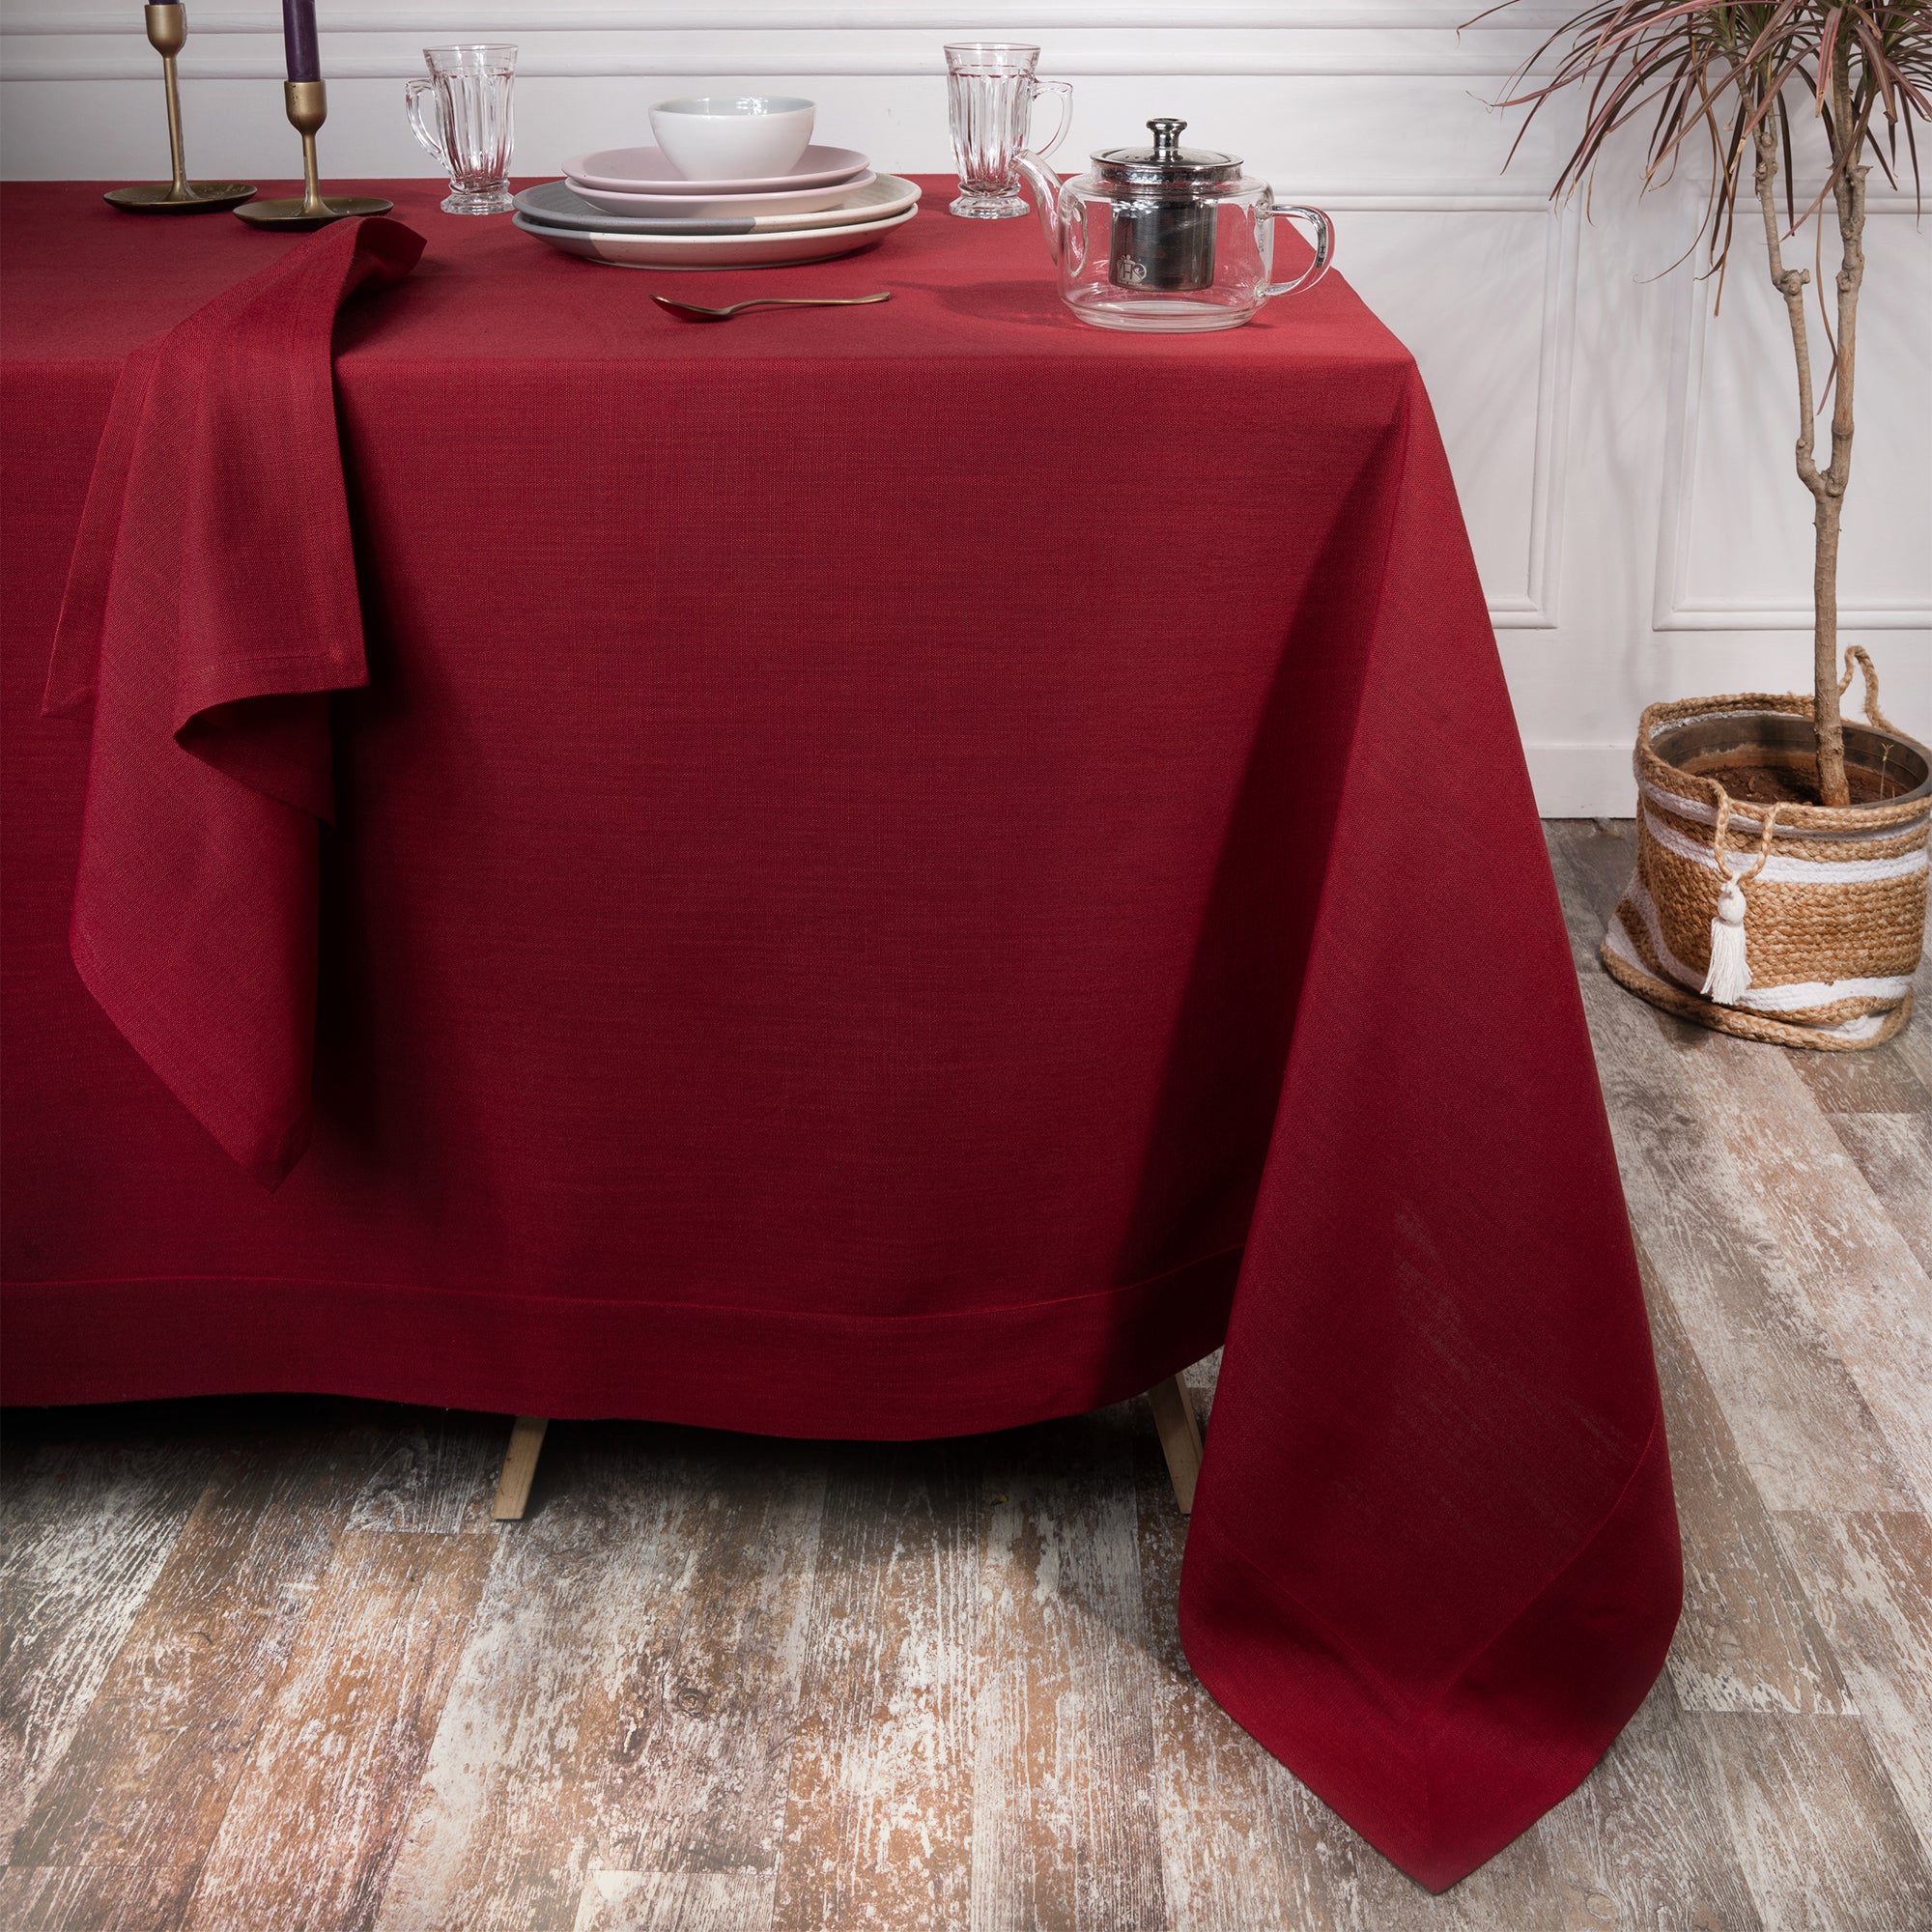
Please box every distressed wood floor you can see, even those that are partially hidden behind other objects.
[4,819,1929,1932]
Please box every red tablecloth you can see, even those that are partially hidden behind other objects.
[0,181,1680,1889]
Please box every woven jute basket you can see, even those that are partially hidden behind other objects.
[1603,649,1931,1051]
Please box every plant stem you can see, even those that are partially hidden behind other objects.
[1822,46,1868,807]
[1752,60,1862,807]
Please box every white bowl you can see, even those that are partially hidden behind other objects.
[648,96,814,182]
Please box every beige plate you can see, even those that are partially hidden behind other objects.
[521,175,922,237]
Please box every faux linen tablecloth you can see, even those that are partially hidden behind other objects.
[0,181,1680,1889]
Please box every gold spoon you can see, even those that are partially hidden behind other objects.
[651,292,893,323]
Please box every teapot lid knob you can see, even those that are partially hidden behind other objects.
[1148,118,1186,160]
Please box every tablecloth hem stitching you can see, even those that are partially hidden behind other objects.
[1197,1397,1667,1731]
[0,1241,1246,1324]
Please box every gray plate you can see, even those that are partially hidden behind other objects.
[515,182,754,235]
[514,177,919,238]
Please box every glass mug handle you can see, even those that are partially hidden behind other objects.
[1029,78,1073,160]
[405,77,451,173]
[1260,204,1334,298]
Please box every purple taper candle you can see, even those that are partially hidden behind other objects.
[281,0,320,82]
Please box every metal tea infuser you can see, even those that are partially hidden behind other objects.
[1014,116,1335,332]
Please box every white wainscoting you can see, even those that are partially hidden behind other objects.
[4,1,1926,813]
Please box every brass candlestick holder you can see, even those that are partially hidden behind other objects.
[104,5,255,213]
[235,80,393,231]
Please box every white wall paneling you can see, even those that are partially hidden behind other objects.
[1656,191,1932,634]
[4,1,1926,812]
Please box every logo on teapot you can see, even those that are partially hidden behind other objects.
[1115,255,1150,286]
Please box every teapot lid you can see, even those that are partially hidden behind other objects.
[1094,119,1241,186]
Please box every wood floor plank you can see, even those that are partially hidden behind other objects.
[1642,1267,1849,1715]
[968,1407,1168,1932]
[179,1527,493,1932]
[0,1865,110,1931]
[1792,1043,1932,1118]
[371,1427,683,1932]
[377,1424,823,1932]
[1444,1676,1766,1932]
[8,1413,383,1930]
[1544,818,1639,955]
[1825,1111,1932,1278]
[1662,1034,1932,1515]
[346,1406,503,1536]
[574,1868,775,1932]
[769,1440,978,1932]
[582,1430,823,1880]
[576,1430,819,1878]
[1898,949,1932,1094]
[0,1423,220,1861]
[1694,1711,1932,1932]
[1774,1510,1932,1864]
[1559,960,1916,1515]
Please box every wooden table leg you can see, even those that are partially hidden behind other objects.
[492,1414,549,1520]
[1148,1375,1204,1514]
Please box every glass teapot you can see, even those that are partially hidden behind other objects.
[1013,118,1334,332]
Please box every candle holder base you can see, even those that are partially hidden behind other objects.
[104,182,258,215]
[237,81,391,231]
[235,192,394,231]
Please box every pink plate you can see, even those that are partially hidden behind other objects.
[562,144,870,196]
[566,171,878,219]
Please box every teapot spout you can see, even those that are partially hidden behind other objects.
[1013,151,1063,262]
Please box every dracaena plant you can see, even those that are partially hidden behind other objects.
[1482,1,1930,806]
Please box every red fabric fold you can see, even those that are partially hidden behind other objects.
[43,216,423,1186]
[1179,372,1681,1889]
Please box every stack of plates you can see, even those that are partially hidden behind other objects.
[514,145,920,270]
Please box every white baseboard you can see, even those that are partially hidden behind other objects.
[1521,743,1635,819]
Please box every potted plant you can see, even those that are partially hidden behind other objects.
[1491,1,1931,1048]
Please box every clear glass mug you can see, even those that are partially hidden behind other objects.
[406,44,517,215]
[944,43,1072,219]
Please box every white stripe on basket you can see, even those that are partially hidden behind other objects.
[1625,872,1916,1009]
[1642,808,1932,885]
[1604,896,1894,1040]
[1636,776,1931,843]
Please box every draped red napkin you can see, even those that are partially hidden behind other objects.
[43,216,423,1186]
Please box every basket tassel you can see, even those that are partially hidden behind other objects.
[1701,874,1751,1005]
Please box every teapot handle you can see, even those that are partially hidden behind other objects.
[1260,205,1334,299]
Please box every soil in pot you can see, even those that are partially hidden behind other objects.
[1684,753,1916,808]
